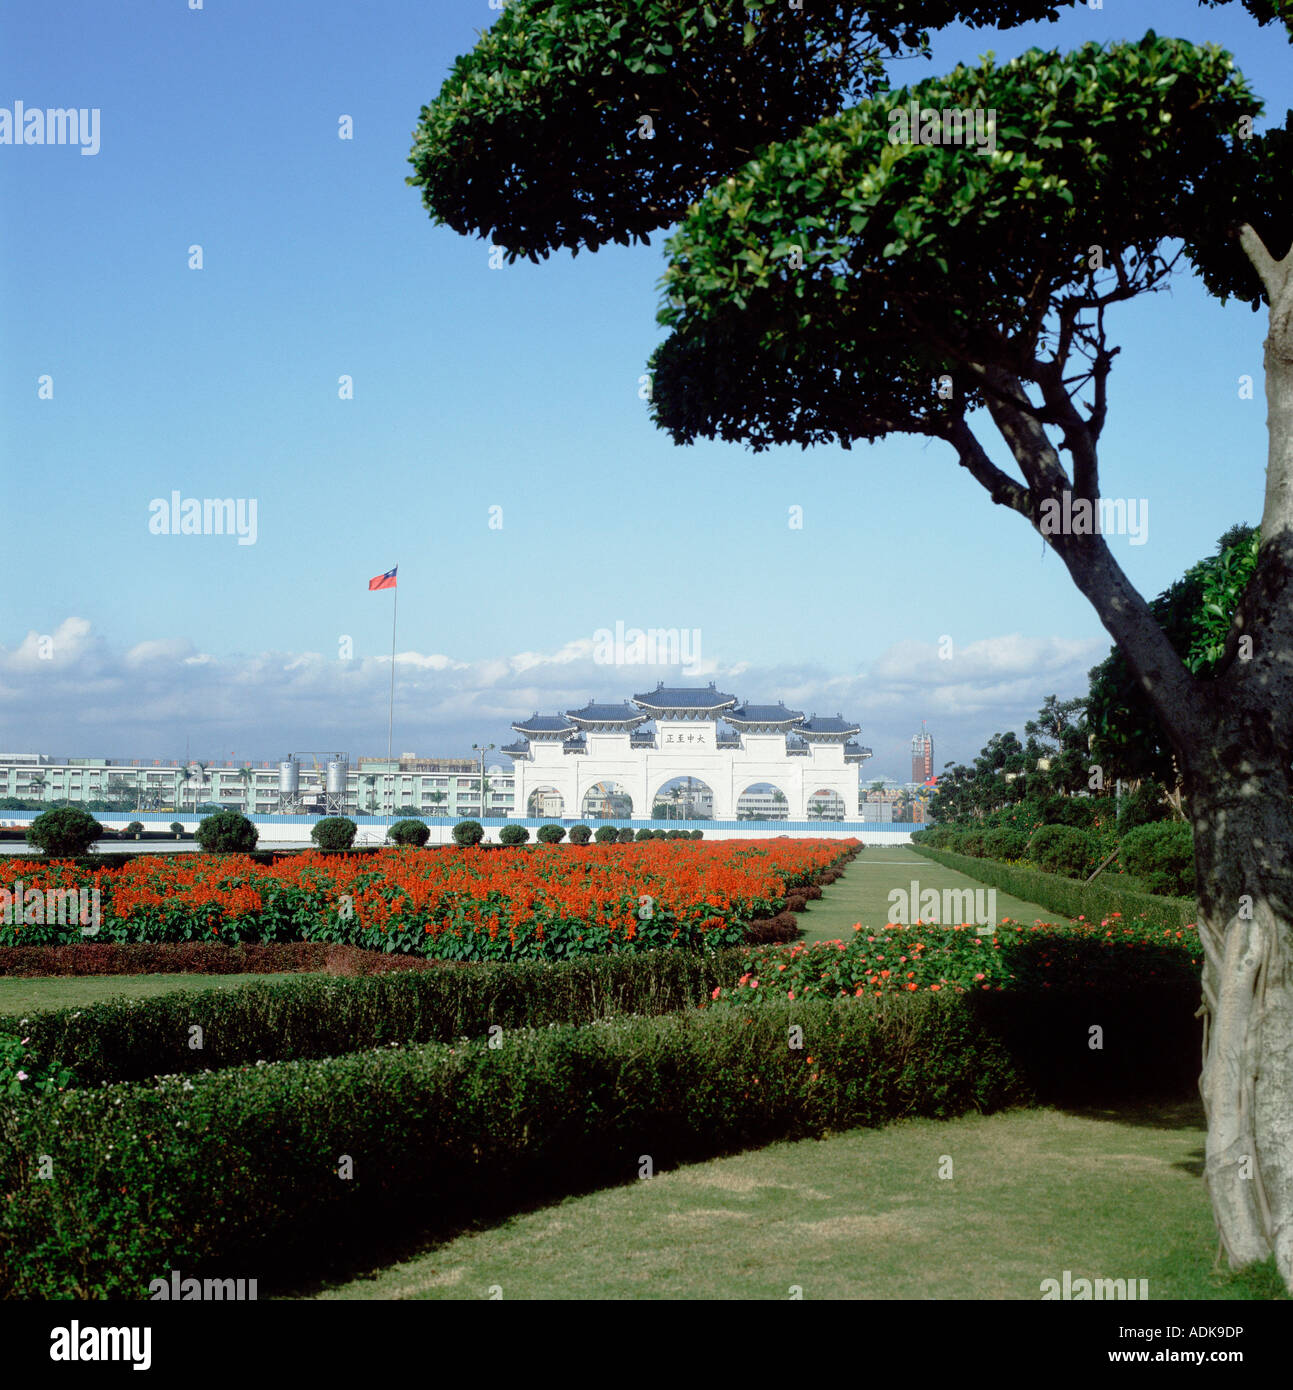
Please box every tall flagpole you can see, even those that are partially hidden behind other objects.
[386,573,398,765]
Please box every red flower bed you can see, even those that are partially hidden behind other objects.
[710,912,1203,1005]
[0,840,856,961]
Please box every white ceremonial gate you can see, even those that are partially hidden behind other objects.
[503,684,872,823]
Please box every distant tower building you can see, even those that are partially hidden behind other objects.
[911,722,934,784]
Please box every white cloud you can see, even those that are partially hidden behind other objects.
[0,620,1106,776]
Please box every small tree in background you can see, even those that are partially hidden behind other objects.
[594,825,619,844]
[452,820,484,847]
[568,824,592,845]
[311,817,358,852]
[169,822,183,837]
[126,821,145,837]
[634,828,653,843]
[1117,783,1174,837]
[26,807,103,857]
[388,819,431,847]
[499,824,530,845]
[194,811,258,854]
[616,827,635,844]
[537,824,566,844]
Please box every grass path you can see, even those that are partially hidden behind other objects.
[0,972,305,1016]
[306,1100,1285,1301]
[795,845,1065,944]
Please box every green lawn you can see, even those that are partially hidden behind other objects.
[0,972,305,1016]
[795,844,1069,944]
[306,1101,1286,1301]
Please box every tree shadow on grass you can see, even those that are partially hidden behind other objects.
[1057,1096,1206,1132]
[263,1155,737,1300]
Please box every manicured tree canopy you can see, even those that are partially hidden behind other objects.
[408,0,1076,261]
[649,39,1268,455]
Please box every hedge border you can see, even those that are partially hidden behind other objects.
[909,845,1196,930]
[0,979,1204,1300]
[0,948,749,1087]
[0,995,1029,1298]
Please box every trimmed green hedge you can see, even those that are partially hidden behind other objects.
[0,949,746,1088]
[1119,821,1196,897]
[1029,824,1096,878]
[387,819,431,847]
[311,816,357,851]
[0,994,1029,1298]
[909,845,1196,929]
[0,974,1204,1299]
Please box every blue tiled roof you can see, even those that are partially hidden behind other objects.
[799,714,861,735]
[501,741,530,755]
[632,682,737,709]
[511,713,577,734]
[566,702,648,724]
[727,702,805,724]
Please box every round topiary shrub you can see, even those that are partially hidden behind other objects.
[1028,823,1095,878]
[537,824,566,844]
[169,822,183,837]
[594,825,619,844]
[568,823,593,845]
[981,828,1028,862]
[635,827,653,842]
[499,824,530,845]
[617,827,635,844]
[452,820,485,846]
[665,828,684,840]
[1119,821,1195,897]
[311,816,357,851]
[26,807,104,857]
[194,810,259,854]
[126,821,144,837]
[388,818,431,847]
[690,829,703,840]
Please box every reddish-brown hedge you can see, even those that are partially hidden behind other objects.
[0,941,439,979]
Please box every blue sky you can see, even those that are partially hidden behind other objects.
[0,0,1287,777]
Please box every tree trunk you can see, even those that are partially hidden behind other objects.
[1191,228,1293,1287]
[1187,734,1293,1285]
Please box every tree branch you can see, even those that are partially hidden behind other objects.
[942,416,1032,515]
[970,367,1204,744]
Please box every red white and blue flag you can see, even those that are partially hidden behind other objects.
[368,566,397,591]
[923,776,938,788]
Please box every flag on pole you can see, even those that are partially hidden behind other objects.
[923,776,938,788]
[369,566,397,591]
